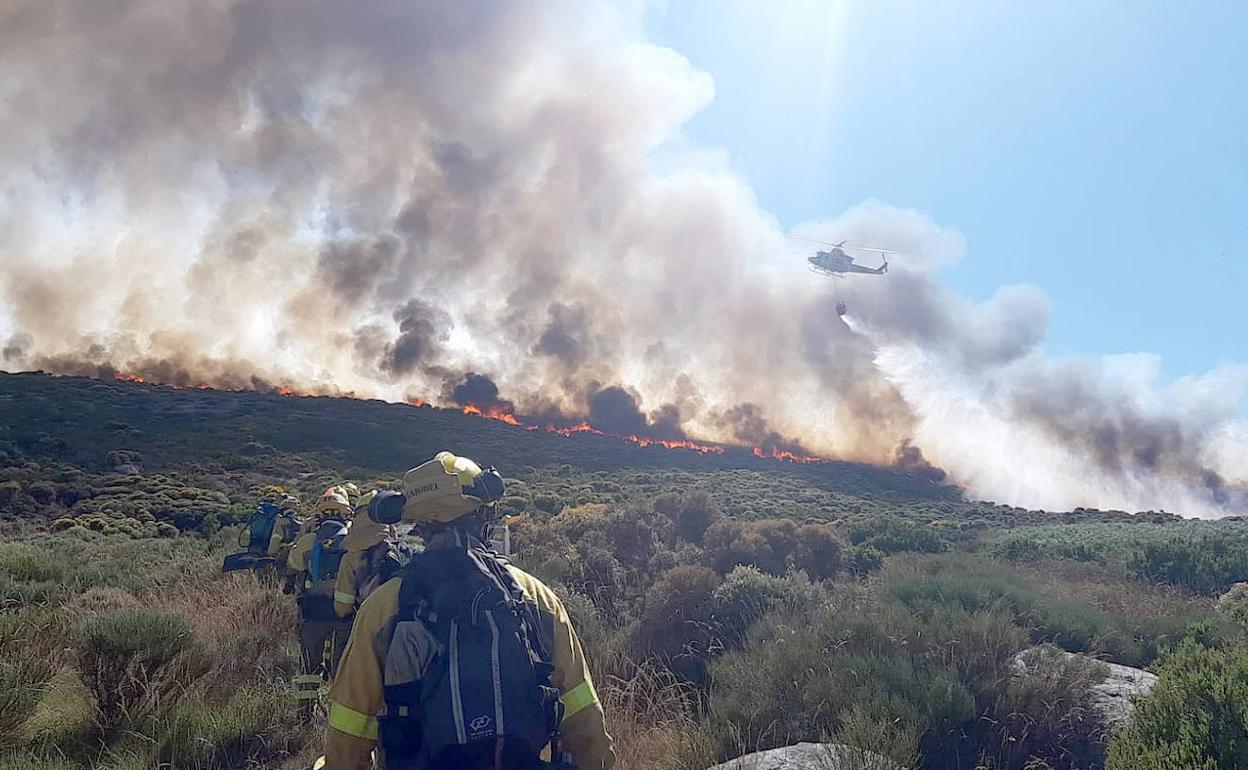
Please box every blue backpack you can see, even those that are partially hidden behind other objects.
[246,502,281,553]
[306,518,349,590]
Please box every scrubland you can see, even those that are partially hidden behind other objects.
[2,373,1247,769]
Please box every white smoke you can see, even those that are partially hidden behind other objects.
[0,0,1244,516]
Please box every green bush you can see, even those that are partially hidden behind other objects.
[1130,537,1248,595]
[847,517,946,554]
[669,490,721,545]
[1217,582,1248,632]
[704,518,798,575]
[0,542,72,584]
[77,607,196,724]
[1106,640,1248,770]
[710,567,823,649]
[883,556,1126,659]
[709,596,980,762]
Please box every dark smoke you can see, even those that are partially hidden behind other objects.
[3,334,30,363]
[443,371,514,412]
[894,440,947,484]
[587,385,686,440]
[381,300,448,378]
[317,236,402,306]
[534,302,593,369]
[715,403,810,455]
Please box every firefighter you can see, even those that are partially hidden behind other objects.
[289,485,355,709]
[333,491,406,619]
[323,452,615,769]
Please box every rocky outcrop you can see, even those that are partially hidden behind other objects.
[1011,646,1158,730]
[707,742,903,770]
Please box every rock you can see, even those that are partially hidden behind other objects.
[707,742,903,770]
[1011,647,1158,730]
[1086,658,1159,727]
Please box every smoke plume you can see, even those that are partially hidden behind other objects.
[1,0,1244,516]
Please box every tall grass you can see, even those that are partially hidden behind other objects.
[0,534,313,769]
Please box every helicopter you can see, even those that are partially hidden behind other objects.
[793,237,893,276]
[788,235,896,316]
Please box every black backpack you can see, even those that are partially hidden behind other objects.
[379,540,563,770]
[359,539,416,603]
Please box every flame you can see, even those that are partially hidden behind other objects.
[538,421,605,437]
[106,373,831,465]
[627,435,725,455]
[752,446,823,464]
[461,404,521,425]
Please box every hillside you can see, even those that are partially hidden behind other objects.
[3,372,1247,770]
[0,372,1165,537]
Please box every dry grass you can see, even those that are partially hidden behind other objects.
[599,659,718,770]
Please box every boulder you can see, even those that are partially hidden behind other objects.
[1011,647,1158,730]
[707,742,902,770]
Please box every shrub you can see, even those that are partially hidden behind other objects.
[671,491,721,545]
[533,493,564,515]
[76,607,196,724]
[983,646,1109,770]
[15,668,97,749]
[790,523,845,579]
[710,566,823,649]
[0,542,72,584]
[704,518,798,575]
[1129,537,1248,594]
[639,566,721,659]
[601,503,666,571]
[1217,582,1248,632]
[882,555,1124,659]
[1,751,80,770]
[1106,640,1248,770]
[850,544,884,574]
[847,517,946,554]
[709,598,978,759]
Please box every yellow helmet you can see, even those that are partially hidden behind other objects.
[354,490,378,512]
[394,451,505,525]
[341,482,361,506]
[312,485,352,516]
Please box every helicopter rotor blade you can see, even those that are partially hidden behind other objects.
[843,245,897,254]
[785,233,846,248]
[787,234,898,253]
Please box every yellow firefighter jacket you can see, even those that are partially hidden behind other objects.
[287,530,318,574]
[324,562,616,770]
[333,510,393,618]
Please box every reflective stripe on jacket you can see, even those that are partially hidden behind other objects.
[324,563,615,770]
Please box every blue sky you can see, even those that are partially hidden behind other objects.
[646,0,1247,380]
